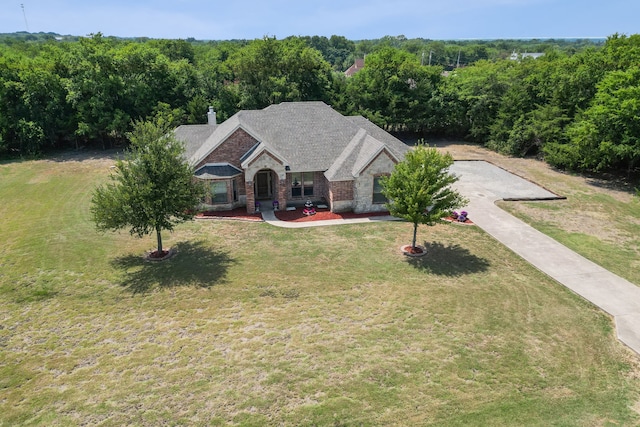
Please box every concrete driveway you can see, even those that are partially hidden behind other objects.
[452,161,640,356]
[450,160,560,200]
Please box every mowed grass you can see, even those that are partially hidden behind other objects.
[1,153,639,426]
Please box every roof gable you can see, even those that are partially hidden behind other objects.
[240,142,287,169]
[236,102,364,172]
[345,116,409,160]
[324,132,399,181]
[352,136,389,177]
[324,129,367,181]
[184,113,263,166]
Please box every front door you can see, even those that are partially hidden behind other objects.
[255,171,272,199]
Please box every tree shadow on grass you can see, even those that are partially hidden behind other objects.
[585,174,639,195]
[111,240,235,294]
[405,240,491,276]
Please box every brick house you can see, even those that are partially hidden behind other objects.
[174,101,409,214]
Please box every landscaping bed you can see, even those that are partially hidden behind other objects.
[196,208,263,221]
[274,208,390,222]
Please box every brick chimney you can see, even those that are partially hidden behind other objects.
[207,106,216,126]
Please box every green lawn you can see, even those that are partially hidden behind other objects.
[1,153,639,426]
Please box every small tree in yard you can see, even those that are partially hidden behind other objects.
[91,116,205,257]
[382,145,468,253]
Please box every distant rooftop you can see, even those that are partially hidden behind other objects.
[344,58,365,77]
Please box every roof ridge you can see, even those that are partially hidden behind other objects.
[324,128,368,181]
[352,135,386,177]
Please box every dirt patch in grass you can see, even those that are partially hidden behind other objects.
[498,199,637,244]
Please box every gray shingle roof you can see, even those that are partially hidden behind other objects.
[324,132,391,181]
[324,128,367,181]
[239,142,260,163]
[174,124,217,161]
[352,135,386,176]
[194,163,243,179]
[237,102,364,172]
[178,102,409,181]
[345,115,409,160]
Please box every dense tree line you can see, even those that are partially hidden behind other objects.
[440,34,640,175]
[0,32,637,177]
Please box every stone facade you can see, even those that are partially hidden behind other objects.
[180,103,409,215]
[353,150,396,213]
[197,142,397,214]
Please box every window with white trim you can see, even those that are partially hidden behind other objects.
[210,181,228,203]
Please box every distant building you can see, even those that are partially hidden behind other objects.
[344,58,365,77]
[510,51,545,61]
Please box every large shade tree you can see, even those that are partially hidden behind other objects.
[91,115,204,256]
[346,46,443,133]
[382,145,468,252]
[229,36,333,110]
[559,68,640,174]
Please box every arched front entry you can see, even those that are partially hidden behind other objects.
[244,152,288,213]
[247,168,287,213]
[254,169,274,200]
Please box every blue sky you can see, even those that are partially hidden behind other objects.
[2,0,638,40]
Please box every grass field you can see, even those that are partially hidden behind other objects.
[1,151,640,426]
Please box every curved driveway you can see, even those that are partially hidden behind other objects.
[451,161,640,355]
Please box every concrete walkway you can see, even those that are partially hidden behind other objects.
[452,161,640,355]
